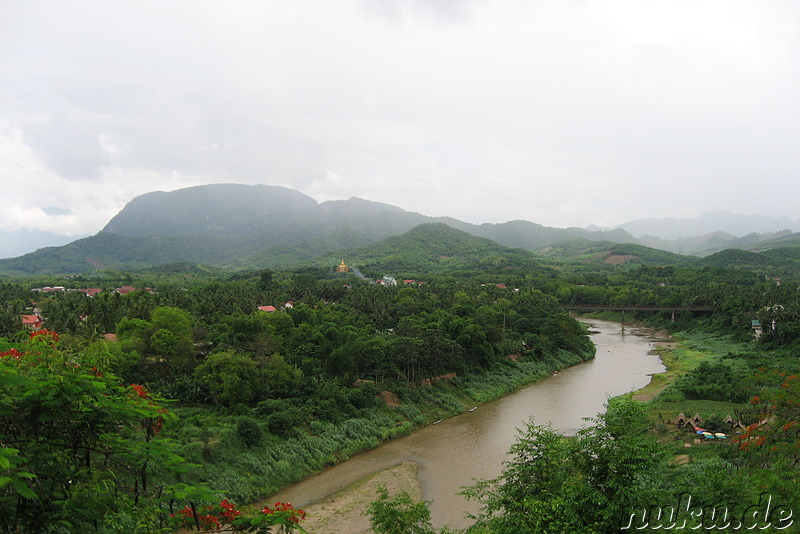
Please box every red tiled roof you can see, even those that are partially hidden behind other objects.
[21,315,42,325]
[257,305,277,312]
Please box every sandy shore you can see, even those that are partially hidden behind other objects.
[297,461,423,534]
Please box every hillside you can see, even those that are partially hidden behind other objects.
[314,223,555,276]
[459,220,639,251]
[103,184,319,236]
[0,184,638,275]
[3,183,800,276]
[698,246,800,278]
[536,239,693,266]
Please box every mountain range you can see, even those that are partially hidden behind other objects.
[0,183,798,276]
[612,210,800,240]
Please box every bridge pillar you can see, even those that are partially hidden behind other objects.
[671,310,675,322]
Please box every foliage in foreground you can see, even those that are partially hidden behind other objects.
[462,397,667,533]
[367,392,798,533]
[0,331,306,533]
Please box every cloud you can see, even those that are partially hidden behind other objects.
[0,122,212,235]
[0,0,798,250]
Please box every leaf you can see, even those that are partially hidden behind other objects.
[10,478,38,500]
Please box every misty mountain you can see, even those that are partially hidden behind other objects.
[103,184,319,237]
[2,183,799,276]
[0,184,633,275]
[459,220,639,251]
[616,210,800,240]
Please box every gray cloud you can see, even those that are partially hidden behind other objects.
[0,0,798,254]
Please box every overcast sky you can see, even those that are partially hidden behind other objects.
[1,0,799,257]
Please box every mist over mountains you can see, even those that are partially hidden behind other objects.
[0,183,798,274]
[614,210,800,240]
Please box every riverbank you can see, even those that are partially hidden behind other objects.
[296,461,421,534]
[631,332,680,402]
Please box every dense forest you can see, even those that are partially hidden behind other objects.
[2,231,799,532]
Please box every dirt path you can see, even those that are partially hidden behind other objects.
[298,461,422,534]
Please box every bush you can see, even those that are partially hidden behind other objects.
[267,409,302,437]
[236,417,263,447]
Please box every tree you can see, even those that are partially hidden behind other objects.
[734,370,800,510]
[0,309,19,337]
[193,350,260,406]
[258,269,275,291]
[149,306,197,372]
[0,330,185,531]
[0,330,309,533]
[463,397,667,534]
[367,485,436,534]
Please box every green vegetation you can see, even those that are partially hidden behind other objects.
[1,253,598,531]
[3,218,800,532]
[537,239,693,265]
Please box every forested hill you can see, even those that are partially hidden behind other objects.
[313,223,556,276]
[535,239,692,266]
[698,246,800,278]
[102,184,320,236]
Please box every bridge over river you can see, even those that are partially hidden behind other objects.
[563,304,714,323]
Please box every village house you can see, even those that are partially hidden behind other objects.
[115,286,137,294]
[31,286,65,293]
[113,286,155,295]
[752,320,763,339]
[21,314,43,332]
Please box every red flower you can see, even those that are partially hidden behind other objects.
[29,329,59,343]
[130,384,149,398]
[0,348,22,359]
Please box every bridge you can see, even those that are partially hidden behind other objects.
[563,305,713,312]
[563,305,714,323]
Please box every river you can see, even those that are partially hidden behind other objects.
[267,319,666,530]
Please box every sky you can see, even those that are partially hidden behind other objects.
[1,0,799,258]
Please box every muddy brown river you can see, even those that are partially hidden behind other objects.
[267,319,665,529]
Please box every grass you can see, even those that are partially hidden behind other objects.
[629,328,768,470]
[632,337,712,403]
